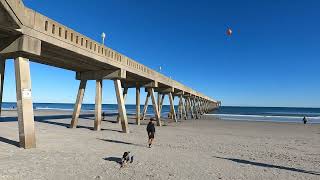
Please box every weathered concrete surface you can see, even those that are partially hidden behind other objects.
[0,0,221,148]
[14,57,36,149]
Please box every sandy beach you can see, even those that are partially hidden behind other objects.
[0,110,319,180]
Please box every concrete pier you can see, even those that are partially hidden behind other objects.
[0,0,220,148]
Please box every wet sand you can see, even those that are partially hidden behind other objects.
[0,110,319,180]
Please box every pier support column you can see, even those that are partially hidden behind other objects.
[71,80,87,128]
[193,98,198,119]
[0,59,5,117]
[117,87,128,123]
[157,92,161,112]
[196,98,200,118]
[177,96,182,119]
[114,80,129,133]
[188,98,195,119]
[191,98,196,119]
[185,97,190,119]
[198,99,202,115]
[205,101,209,113]
[197,99,201,115]
[181,96,187,120]
[184,97,189,119]
[159,94,165,116]
[136,86,140,125]
[14,57,36,149]
[171,96,175,119]
[150,88,161,126]
[141,91,150,121]
[194,99,199,119]
[202,100,206,114]
[200,100,204,114]
[169,92,177,122]
[94,80,102,131]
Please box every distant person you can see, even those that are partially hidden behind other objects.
[120,151,134,168]
[303,116,307,124]
[146,118,156,148]
[102,112,105,120]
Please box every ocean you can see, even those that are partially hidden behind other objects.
[0,102,173,116]
[1,102,320,124]
[209,106,320,124]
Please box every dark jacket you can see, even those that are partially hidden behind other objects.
[147,122,155,133]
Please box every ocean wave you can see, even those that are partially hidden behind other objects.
[207,113,320,124]
[264,111,320,116]
[1,108,16,110]
[220,117,307,123]
[35,107,74,111]
[207,113,320,119]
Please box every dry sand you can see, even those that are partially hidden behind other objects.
[0,110,319,180]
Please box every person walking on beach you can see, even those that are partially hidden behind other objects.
[102,112,106,120]
[147,118,156,148]
[303,116,307,124]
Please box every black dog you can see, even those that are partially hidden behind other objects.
[121,151,134,168]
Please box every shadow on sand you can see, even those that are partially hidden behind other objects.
[0,136,19,147]
[0,114,124,132]
[103,157,122,165]
[98,138,146,147]
[0,114,124,147]
[0,114,94,123]
[213,156,320,176]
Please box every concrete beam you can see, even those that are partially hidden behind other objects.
[76,69,126,80]
[0,0,24,29]
[0,35,41,57]
[144,81,158,88]
[173,91,184,96]
[155,87,174,94]
[122,81,158,89]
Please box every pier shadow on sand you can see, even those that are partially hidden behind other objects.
[98,138,145,147]
[213,156,320,176]
[0,114,125,146]
[0,114,123,132]
[0,136,19,147]
[0,114,94,123]
[0,115,128,147]
[34,116,123,133]
[103,157,122,165]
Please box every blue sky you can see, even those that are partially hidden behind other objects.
[3,0,320,107]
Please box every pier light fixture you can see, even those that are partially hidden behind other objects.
[101,32,106,45]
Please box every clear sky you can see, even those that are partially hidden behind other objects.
[3,0,320,107]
